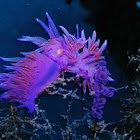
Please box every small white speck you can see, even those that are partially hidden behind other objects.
[26,3,30,6]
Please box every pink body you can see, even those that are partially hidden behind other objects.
[0,12,112,113]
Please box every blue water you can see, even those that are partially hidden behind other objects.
[0,0,131,139]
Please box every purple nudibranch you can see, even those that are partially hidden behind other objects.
[0,12,116,118]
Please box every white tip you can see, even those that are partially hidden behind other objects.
[46,12,48,15]
[107,76,114,81]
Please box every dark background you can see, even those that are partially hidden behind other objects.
[0,0,138,139]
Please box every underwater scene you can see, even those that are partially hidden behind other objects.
[0,0,139,139]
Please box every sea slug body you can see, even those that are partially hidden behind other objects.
[0,12,116,115]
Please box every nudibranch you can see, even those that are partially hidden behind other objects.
[0,12,115,114]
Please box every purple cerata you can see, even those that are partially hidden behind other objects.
[0,12,116,119]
